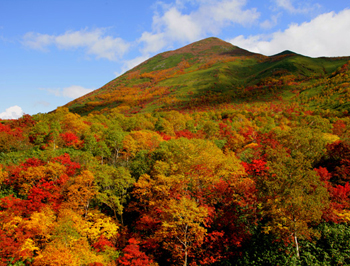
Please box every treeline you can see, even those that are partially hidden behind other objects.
[1,102,350,265]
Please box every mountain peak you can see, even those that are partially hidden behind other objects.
[272,50,300,57]
[161,37,256,58]
[64,37,350,116]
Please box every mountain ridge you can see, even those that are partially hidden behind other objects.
[64,37,350,116]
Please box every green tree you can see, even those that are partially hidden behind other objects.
[94,164,134,223]
[263,151,329,258]
[103,125,126,165]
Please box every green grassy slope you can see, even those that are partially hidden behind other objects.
[64,37,350,115]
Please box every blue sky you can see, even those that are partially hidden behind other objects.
[1,0,349,119]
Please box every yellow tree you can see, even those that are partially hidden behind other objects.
[61,170,97,216]
[33,208,118,266]
[123,130,163,160]
[157,196,208,266]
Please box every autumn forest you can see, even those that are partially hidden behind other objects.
[1,37,350,265]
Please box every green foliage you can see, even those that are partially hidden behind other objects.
[228,225,299,266]
[130,150,153,179]
[300,223,350,265]
[63,37,349,115]
[94,164,135,220]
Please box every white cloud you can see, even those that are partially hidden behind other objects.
[23,28,130,61]
[228,9,350,57]
[260,13,281,29]
[139,0,260,54]
[273,0,321,14]
[139,32,168,54]
[0,106,24,120]
[41,86,94,99]
[115,55,151,77]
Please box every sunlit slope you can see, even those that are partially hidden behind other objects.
[65,37,350,115]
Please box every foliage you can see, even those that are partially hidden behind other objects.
[1,38,350,265]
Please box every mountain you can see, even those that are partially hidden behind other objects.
[3,37,350,266]
[65,37,350,115]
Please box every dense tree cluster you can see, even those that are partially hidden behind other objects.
[0,101,350,265]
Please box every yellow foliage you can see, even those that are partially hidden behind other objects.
[157,196,208,261]
[21,238,39,259]
[61,170,97,215]
[70,238,106,265]
[32,208,116,265]
[25,207,56,241]
[322,133,340,144]
[58,209,118,243]
[263,226,272,234]
[161,138,245,182]
[82,211,119,242]
[33,242,81,266]
[2,216,23,234]
[243,142,259,149]
[62,112,88,135]
[123,130,163,158]
[0,165,8,184]
[333,209,350,222]
[220,151,246,178]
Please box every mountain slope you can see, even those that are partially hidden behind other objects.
[65,37,350,115]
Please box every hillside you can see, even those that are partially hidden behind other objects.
[65,37,350,116]
[2,37,350,265]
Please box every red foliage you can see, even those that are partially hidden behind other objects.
[242,159,269,177]
[218,123,230,137]
[5,158,45,186]
[316,167,350,223]
[60,132,80,147]
[324,141,350,185]
[332,120,346,136]
[157,131,172,141]
[8,114,36,128]
[26,177,67,212]
[239,126,257,143]
[3,154,78,214]
[175,129,199,139]
[52,153,81,176]
[116,238,153,266]
[0,229,28,265]
[0,123,23,139]
[332,183,350,203]
[327,141,350,161]
[0,123,11,134]
[93,235,116,252]
[0,195,28,217]
[200,178,258,262]
[256,132,281,150]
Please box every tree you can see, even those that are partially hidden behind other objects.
[94,164,134,223]
[123,131,163,161]
[104,125,126,165]
[261,151,329,258]
[116,238,154,266]
[156,196,208,266]
[61,170,97,216]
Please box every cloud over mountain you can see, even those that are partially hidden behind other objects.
[139,0,260,54]
[229,9,350,57]
[0,106,24,119]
